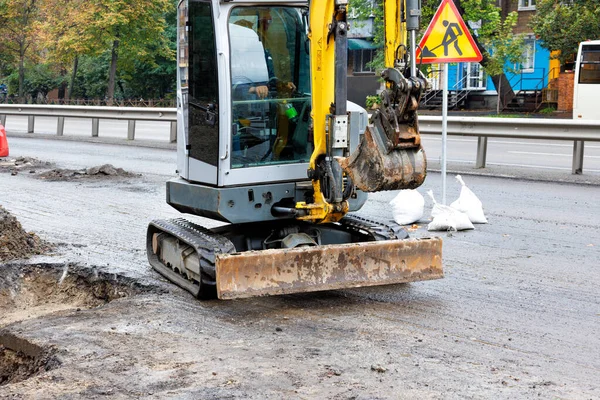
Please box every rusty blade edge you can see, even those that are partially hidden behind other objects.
[215,237,443,300]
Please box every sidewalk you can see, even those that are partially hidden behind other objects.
[419,109,574,119]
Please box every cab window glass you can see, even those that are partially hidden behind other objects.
[229,7,311,169]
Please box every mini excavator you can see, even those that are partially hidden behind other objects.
[147,0,443,299]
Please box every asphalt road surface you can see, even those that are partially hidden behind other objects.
[1,137,599,399]
[4,114,600,175]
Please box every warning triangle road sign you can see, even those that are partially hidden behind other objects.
[416,0,483,64]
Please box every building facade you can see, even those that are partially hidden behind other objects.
[423,0,559,111]
[346,14,380,107]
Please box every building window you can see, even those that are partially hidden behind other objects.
[518,0,536,10]
[519,38,535,72]
[352,49,375,73]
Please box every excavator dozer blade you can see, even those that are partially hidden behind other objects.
[215,237,442,299]
[339,125,427,192]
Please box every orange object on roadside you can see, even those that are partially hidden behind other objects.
[0,124,8,157]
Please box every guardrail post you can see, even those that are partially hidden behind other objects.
[127,120,136,140]
[28,116,35,133]
[475,136,488,168]
[169,121,177,143]
[0,115,5,126]
[572,140,584,174]
[91,118,99,137]
[57,117,65,136]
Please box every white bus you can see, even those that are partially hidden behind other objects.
[573,40,600,120]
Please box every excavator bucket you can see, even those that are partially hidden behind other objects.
[339,124,427,193]
[215,237,442,299]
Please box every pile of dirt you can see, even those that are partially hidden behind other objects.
[1,157,138,181]
[37,164,139,181]
[0,333,59,386]
[0,157,53,176]
[0,206,50,262]
[0,263,154,326]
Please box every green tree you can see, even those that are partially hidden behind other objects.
[530,0,600,64]
[475,10,524,113]
[436,0,525,110]
[0,0,42,101]
[6,63,62,101]
[113,3,177,100]
[89,0,174,103]
[39,0,103,100]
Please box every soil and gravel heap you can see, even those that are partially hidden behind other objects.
[0,156,53,175]
[38,164,138,181]
[0,206,49,262]
[1,158,137,181]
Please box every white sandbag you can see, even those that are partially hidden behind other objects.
[389,189,424,225]
[427,213,457,232]
[450,175,488,223]
[426,190,474,231]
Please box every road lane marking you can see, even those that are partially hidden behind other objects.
[442,159,600,173]
[422,136,600,149]
[508,151,600,159]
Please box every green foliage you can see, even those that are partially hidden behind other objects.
[531,0,600,63]
[6,63,63,99]
[0,0,43,100]
[539,106,556,115]
[0,0,176,102]
[487,113,524,118]
[70,55,110,99]
[476,11,524,77]
[365,95,381,109]
[71,51,175,100]
[349,0,385,71]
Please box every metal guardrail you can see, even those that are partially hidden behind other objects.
[2,106,599,174]
[419,116,600,174]
[0,98,177,107]
[0,105,177,142]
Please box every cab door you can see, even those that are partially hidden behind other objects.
[180,0,220,185]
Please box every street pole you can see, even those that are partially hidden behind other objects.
[442,63,448,205]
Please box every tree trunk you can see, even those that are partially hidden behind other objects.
[67,57,79,101]
[106,39,120,105]
[18,44,26,103]
[492,74,513,112]
[496,76,501,114]
[58,68,67,102]
[117,80,126,99]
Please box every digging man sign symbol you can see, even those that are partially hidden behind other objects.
[416,0,482,63]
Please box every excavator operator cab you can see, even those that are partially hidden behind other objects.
[176,0,321,190]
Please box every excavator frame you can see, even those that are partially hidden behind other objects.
[147,0,443,300]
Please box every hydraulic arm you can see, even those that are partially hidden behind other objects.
[297,0,429,223]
